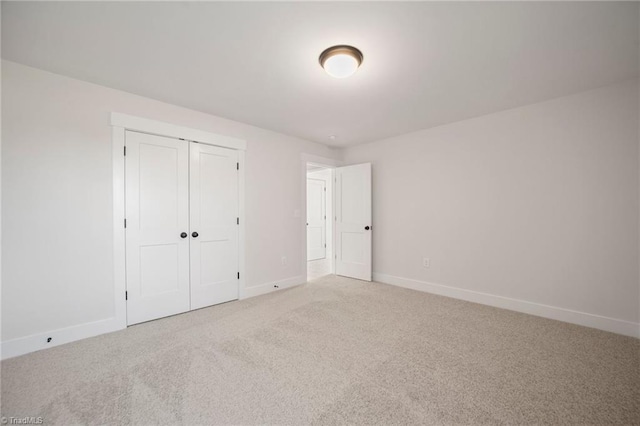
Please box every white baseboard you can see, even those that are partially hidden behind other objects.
[241,275,306,299]
[2,276,307,360]
[6,273,633,360]
[374,273,640,338]
[1,317,124,360]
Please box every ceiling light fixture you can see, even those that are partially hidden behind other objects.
[319,45,363,78]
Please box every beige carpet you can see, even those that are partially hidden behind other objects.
[1,275,639,425]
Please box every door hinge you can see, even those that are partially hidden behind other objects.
[237,272,240,279]
[237,217,239,225]
[124,218,127,228]
[324,243,327,248]
[324,187,326,192]
[237,162,239,170]
[123,146,127,156]
[125,291,128,300]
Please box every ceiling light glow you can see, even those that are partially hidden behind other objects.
[319,45,363,78]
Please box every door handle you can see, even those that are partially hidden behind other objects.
[364,226,370,231]
[180,232,188,239]
[192,232,199,238]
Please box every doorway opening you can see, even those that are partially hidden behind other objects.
[306,163,334,280]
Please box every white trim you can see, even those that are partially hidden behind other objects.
[1,317,121,360]
[112,126,127,330]
[110,113,246,151]
[300,154,343,282]
[240,275,306,299]
[374,273,640,338]
[301,154,343,169]
[238,150,246,299]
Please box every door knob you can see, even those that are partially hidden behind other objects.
[180,232,188,239]
[364,226,370,230]
[192,232,199,238]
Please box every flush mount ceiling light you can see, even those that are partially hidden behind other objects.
[319,45,363,78]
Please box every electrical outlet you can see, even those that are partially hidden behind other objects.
[281,256,287,266]
[422,258,430,268]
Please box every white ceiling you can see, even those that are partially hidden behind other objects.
[2,2,638,147]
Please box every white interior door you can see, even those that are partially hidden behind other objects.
[125,131,191,325]
[307,178,326,261]
[190,143,239,309]
[335,163,372,281]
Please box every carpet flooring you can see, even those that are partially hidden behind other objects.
[1,275,639,425]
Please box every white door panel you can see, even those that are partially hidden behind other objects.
[190,143,239,309]
[307,178,326,261]
[335,163,372,281]
[125,131,190,325]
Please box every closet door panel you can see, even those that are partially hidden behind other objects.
[125,131,190,325]
[190,143,239,309]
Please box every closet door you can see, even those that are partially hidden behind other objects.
[190,143,239,309]
[125,131,191,325]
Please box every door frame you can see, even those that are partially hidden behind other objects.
[300,154,343,282]
[112,113,246,328]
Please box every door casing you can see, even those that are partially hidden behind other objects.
[300,154,344,282]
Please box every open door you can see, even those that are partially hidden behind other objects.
[307,178,327,261]
[335,163,372,281]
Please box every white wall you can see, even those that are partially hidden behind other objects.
[2,59,638,354]
[1,60,339,346]
[343,79,640,335]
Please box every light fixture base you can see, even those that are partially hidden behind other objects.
[319,45,364,67]
[319,45,363,78]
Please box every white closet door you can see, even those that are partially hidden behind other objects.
[125,131,190,325]
[307,178,326,261]
[335,163,372,281]
[190,143,239,309]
